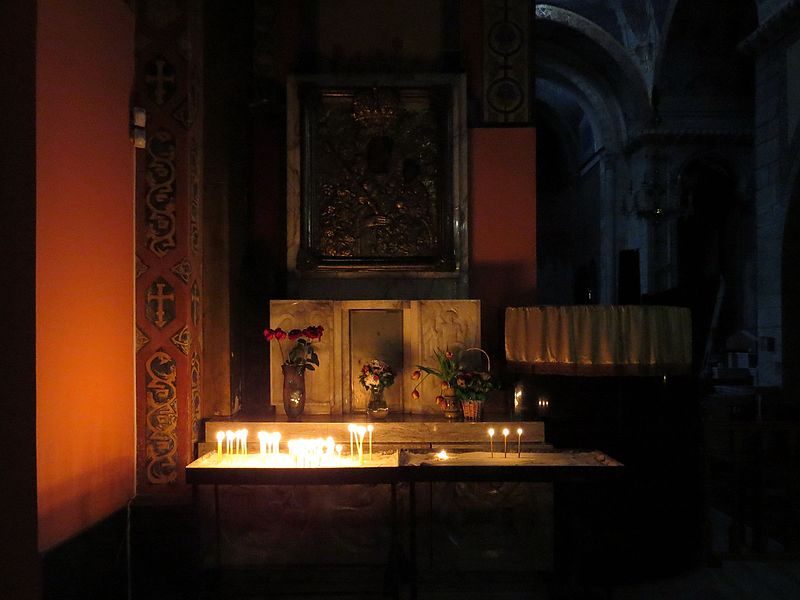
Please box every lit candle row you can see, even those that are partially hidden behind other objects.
[257,431,281,457]
[347,424,374,464]
[487,427,524,458]
[214,424,376,465]
[287,437,340,467]
[216,429,251,455]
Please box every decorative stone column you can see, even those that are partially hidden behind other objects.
[483,0,532,124]
[134,0,203,493]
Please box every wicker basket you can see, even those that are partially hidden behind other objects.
[461,399,483,421]
[460,347,491,422]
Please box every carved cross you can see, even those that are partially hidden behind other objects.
[146,58,175,105]
[147,282,175,328]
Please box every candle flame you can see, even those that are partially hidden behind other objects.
[436,449,449,460]
[488,428,495,436]
[502,428,509,436]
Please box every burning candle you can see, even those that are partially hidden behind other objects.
[258,431,268,457]
[488,428,495,458]
[274,432,281,456]
[226,430,234,455]
[517,428,523,457]
[242,429,249,455]
[348,424,356,458]
[357,426,367,464]
[502,428,509,458]
[216,430,225,457]
[367,424,374,461]
[436,449,449,460]
[336,444,342,463]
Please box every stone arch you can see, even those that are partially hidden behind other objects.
[535,5,652,303]
[536,4,651,136]
[654,0,757,120]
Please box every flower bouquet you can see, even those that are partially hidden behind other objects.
[359,359,395,419]
[263,325,324,418]
[411,347,494,421]
[263,325,324,374]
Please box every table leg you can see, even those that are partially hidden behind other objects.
[214,484,221,570]
[409,480,417,599]
[384,482,400,599]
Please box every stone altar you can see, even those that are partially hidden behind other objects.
[269,299,481,416]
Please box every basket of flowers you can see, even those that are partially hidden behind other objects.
[455,348,494,422]
[411,347,495,421]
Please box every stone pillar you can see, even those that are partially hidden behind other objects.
[135,0,203,493]
[741,1,800,386]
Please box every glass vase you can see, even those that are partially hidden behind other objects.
[281,364,306,419]
[366,386,389,420]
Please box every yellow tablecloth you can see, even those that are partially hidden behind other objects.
[505,305,692,376]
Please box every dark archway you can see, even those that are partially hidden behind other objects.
[783,178,800,402]
[676,158,743,371]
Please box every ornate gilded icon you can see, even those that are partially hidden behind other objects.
[297,81,459,270]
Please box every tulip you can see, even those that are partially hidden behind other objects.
[411,389,420,400]
[411,370,421,380]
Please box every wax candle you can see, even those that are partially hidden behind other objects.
[356,426,367,464]
[502,428,509,458]
[488,428,495,458]
[367,424,374,461]
[336,444,342,463]
[216,430,225,457]
[517,428,523,458]
[274,432,281,456]
[242,429,249,455]
[348,424,356,458]
[258,431,268,457]
[226,430,234,455]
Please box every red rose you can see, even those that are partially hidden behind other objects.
[288,328,303,340]
[445,351,454,360]
[273,328,287,340]
[304,325,324,340]
[263,328,274,340]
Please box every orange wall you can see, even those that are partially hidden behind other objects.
[36,0,135,552]
[470,128,537,363]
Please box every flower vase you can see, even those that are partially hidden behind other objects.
[441,385,462,420]
[366,387,389,420]
[281,364,306,419]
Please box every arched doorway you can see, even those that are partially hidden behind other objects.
[676,158,744,371]
[783,178,800,401]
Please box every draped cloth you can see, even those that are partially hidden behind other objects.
[505,305,692,376]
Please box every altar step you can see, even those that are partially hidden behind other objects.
[202,419,546,452]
